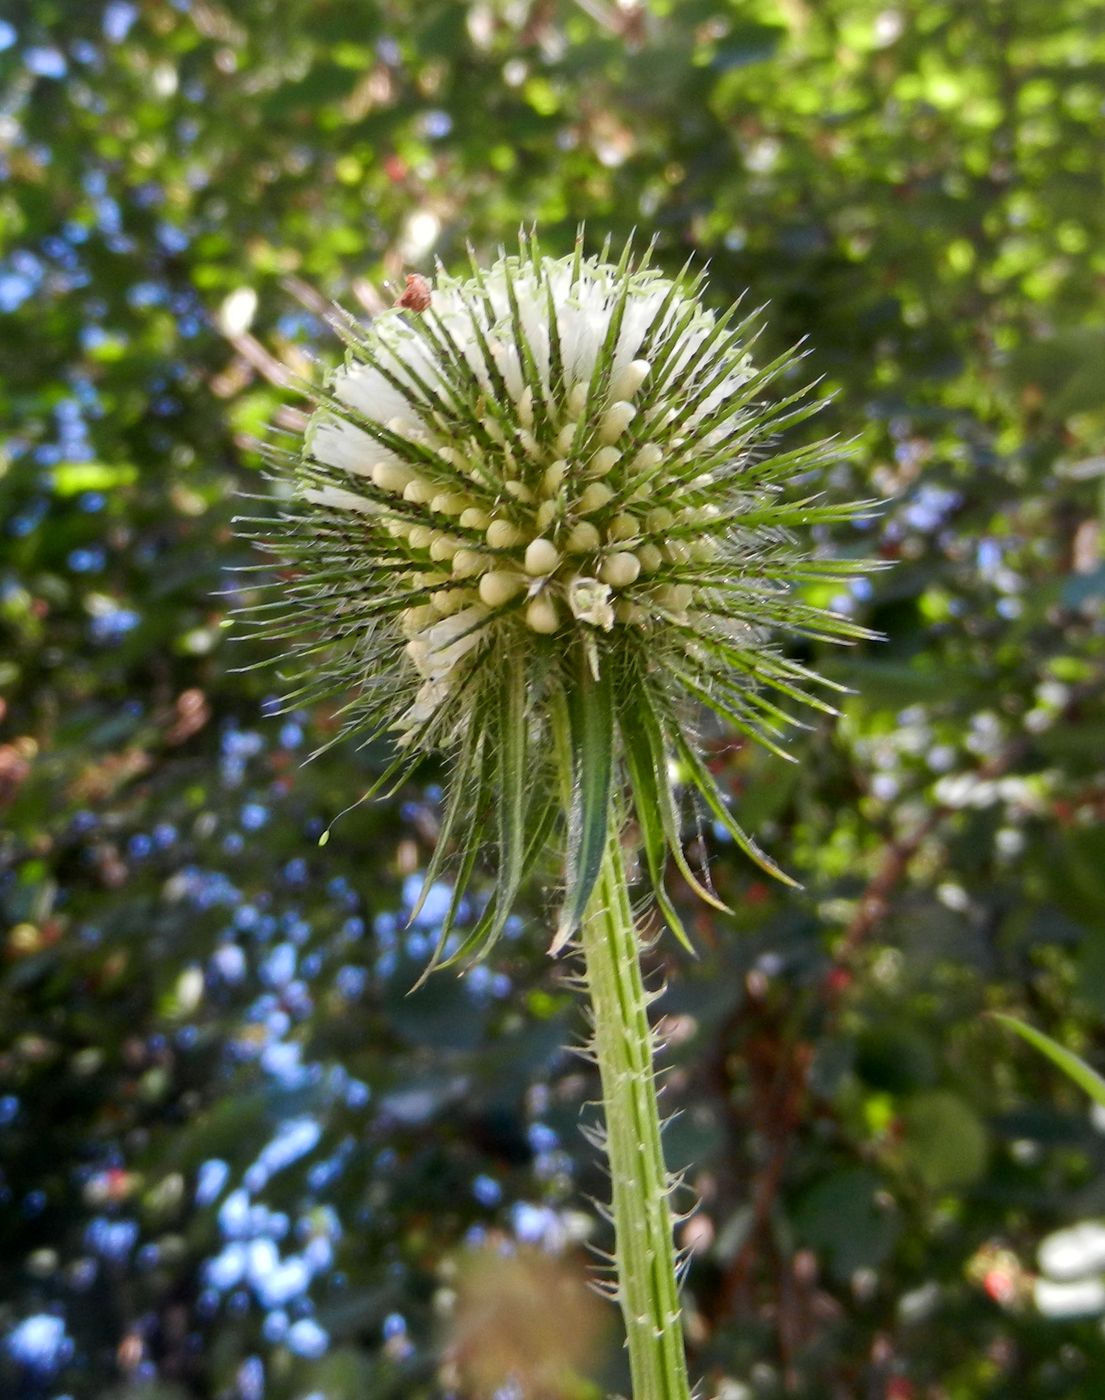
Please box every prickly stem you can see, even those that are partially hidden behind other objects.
[580,823,693,1400]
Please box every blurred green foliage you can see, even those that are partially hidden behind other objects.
[1,1,1104,1397]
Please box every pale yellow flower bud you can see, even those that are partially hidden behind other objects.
[486,519,525,550]
[607,513,639,543]
[372,461,417,494]
[543,460,568,493]
[478,570,526,608]
[578,482,614,514]
[588,446,620,477]
[525,594,560,634]
[524,538,560,576]
[599,401,636,444]
[566,521,602,554]
[599,552,641,588]
[452,549,488,579]
[430,535,460,563]
[629,444,662,473]
[567,381,588,416]
[611,359,651,400]
[403,477,436,505]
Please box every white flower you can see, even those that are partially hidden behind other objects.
[1038,1221,1105,1282]
[251,234,879,963]
[1034,1275,1105,1319]
[566,577,615,631]
[301,485,379,515]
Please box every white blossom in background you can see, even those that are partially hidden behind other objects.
[243,233,879,965]
[1035,1220,1105,1320]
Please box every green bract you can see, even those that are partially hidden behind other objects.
[249,234,877,967]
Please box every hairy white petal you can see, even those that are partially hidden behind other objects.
[302,486,379,514]
[310,418,378,477]
[394,678,451,741]
[333,362,417,424]
[420,605,491,683]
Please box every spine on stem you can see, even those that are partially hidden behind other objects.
[581,823,692,1400]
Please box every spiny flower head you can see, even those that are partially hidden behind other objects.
[248,234,878,967]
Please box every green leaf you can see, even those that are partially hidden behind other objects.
[318,750,420,845]
[51,461,137,495]
[407,717,484,926]
[635,681,731,918]
[501,255,547,423]
[899,1090,989,1190]
[620,694,695,954]
[793,1168,901,1283]
[671,729,800,889]
[496,651,528,915]
[1076,930,1105,1019]
[669,658,798,764]
[431,654,528,974]
[552,650,614,953]
[421,834,484,981]
[990,1013,1105,1110]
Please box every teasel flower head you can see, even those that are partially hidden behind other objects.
[246,233,879,968]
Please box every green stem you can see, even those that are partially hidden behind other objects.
[580,822,693,1400]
